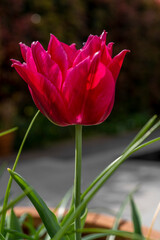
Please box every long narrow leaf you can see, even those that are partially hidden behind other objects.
[5,208,23,240]
[0,127,18,137]
[0,187,32,215]
[76,228,144,240]
[8,169,66,239]
[0,111,39,234]
[122,115,157,153]
[130,196,143,237]
[0,233,5,240]
[4,228,35,240]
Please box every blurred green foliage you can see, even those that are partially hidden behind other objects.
[0,0,160,149]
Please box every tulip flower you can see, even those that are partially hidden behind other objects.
[11,31,129,126]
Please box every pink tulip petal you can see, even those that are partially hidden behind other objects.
[29,83,69,126]
[87,51,101,89]
[69,43,77,50]
[31,41,62,89]
[24,70,69,126]
[11,61,30,84]
[19,43,29,61]
[48,34,68,78]
[73,35,101,66]
[83,34,94,48]
[25,46,37,72]
[98,93,115,124]
[61,42,79,68]
[100,30,107,42]
[108,49,130,82]
[107,42,114,56]
[62,57,90,123]
[82,65,115,125]
[11,59,21,65]
[101,45,112,67]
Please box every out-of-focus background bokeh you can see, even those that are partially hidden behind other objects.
[0,0,160,154]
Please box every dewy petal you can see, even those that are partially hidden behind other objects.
[62,57,90,123]
[61,42,79,68]
[48,34,68,79]
[82,65,115,125]
[108,49,130,82]
[31,41,62,89]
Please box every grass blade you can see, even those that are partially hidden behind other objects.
[5,208,22,240]
[123,115,157,153]
[129,195,143,237]
[0,127,18,137]
[0,111,40,234]
[79,228,144,240]
[4,228,35,240]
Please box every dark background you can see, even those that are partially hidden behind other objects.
[0,0,160,150]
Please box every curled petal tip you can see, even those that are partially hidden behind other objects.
[19,42,25,46]
[108,42,114,47]
[10,59,21,67]
[31,41,38,47]
[100,30,108,41]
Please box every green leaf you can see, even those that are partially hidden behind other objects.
[34,223,47,239]
[79,228,144,240]
[0,188,32,216]
[0,127,18,137]
[8,169,66,239]
[129,195,143,237]
[5,228,35,240]
[5,208,23,240]
[122,115,157,153]
[0,233,5,240]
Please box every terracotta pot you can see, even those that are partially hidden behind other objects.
[13,207,160,240]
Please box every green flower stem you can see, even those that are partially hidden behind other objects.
[0,110,39,235]
[74,125,82,240]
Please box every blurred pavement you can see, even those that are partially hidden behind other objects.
[0,129,160,230]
